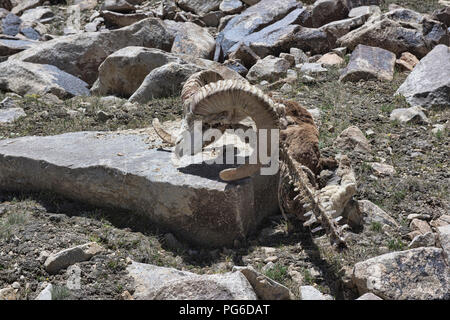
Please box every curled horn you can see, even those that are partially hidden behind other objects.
[188,80,280,181]
[152,70,224,145]
[152,118,176,145]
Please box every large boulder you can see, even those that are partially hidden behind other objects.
[0,130,279,247]
[215,0,300,60]
[353,248,450,300]
[340,44,396,82]
[164,20,215,59]
[320,14,369,44]
[337,9,449,58]
[127,262,257,300]
[395,44,450,109]
[311,0,349,28]
[91,47,244,99]
[128,62,201,102]
[227,8,311,58]
[0,60,90,98]
[176,0,221,16]
[9,18,174,85]
[91,47,182,97]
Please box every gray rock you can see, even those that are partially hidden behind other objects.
[215,0,300,59]
[165,20,215,59]
[92,47,243,99]
[2,12,21,36]
[246,55,291,83]
[300,62,327,74]
[320,14,368,42]
[220,0,244,14]
[218,14,236,32]
[127,262,257,299]
[129,62,200,102]
[432,7,450,28]
[395,45,450,109]
[408,232,436,249]
[101,0,135,13]
[200,10,224,27]
[20,26,40,40]
[0,107,25,123]
[368,162,395,176]
[290,48,308,64]
[300,286,333,300]
[0,131,279,247]
[223,59,248,77]
[229,43,260,69]
[230,8,311,58]
[356,292,383,300]
[241,0,260,5]
[0,39,36,56]
[390,106,429,124]
[35,283,52,300]
[233,266,292,300]
[44,242,104,274]
[66,265,81,290]
[177,0,221,16]
[10,18,173,85]
[0,60,90,99]
[337,9,449,59]
[334,125,371,153]
[20,7,54,23]
[11,0,43,16]
[101,10,150,27]
[358,200,400,230]
[156,0,177,20]
[311,0,349,28]
[288,27,331,55]
[91,47,182,97]
[84,17,103,32]
[353,247,450,300]
[348,5,380,18]
[436,224,450,264]
[431,215,450,228]
[340,44,396,82]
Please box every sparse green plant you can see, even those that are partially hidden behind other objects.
[300,267,315,285]
[264,263,288,284]
[370,221,383,232]
[387,238,405,251]
[0,212,26,240]
[51,285,71,300]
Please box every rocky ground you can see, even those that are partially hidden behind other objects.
[0,0,449,300]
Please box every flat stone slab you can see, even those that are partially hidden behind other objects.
[396,44,450,109]
[0,130,279,247]
[340,44,396,82]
